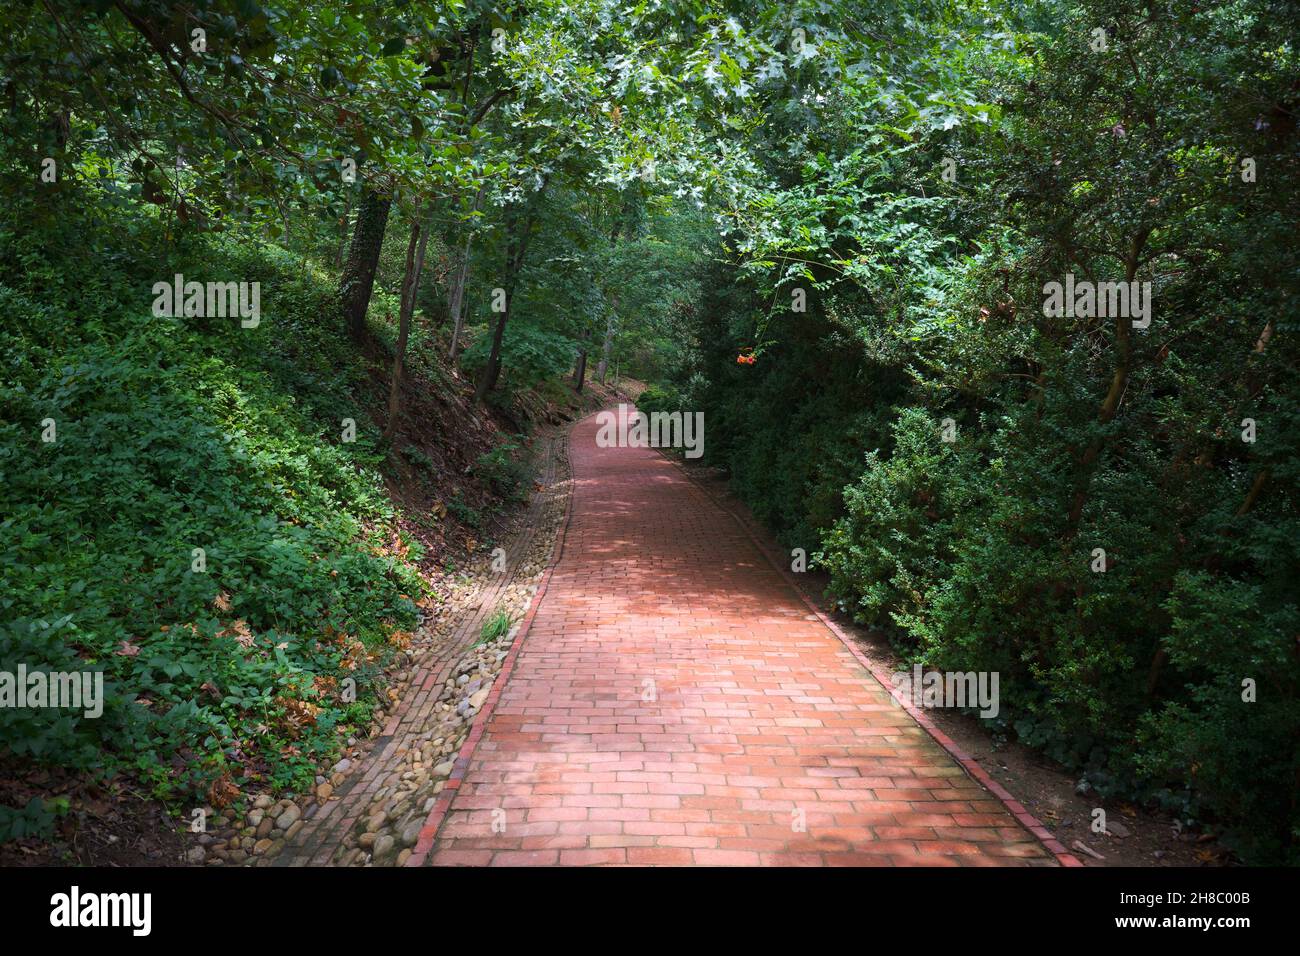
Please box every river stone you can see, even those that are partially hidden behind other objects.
[275,804,301,830]
[372,834,396,860]
[400,821,422,848]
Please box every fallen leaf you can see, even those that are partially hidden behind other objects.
[218,619,255,649]
[206,774,239,809]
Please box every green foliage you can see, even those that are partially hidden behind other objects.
[472,438,532,502]
[460,322,576,393]
[633,385,681,417]
[0,195,422,808]
[0,797,70,843]
[446,494,483,531]
[477,608,515,645]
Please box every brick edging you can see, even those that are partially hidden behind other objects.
[406,421,580,866]
[658,448,1084,868]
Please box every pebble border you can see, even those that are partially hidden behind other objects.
[407,419,579,866]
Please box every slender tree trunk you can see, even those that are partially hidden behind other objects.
[474,209,519,404]
[573,348,588,393]
[596,299,617,383]
[473,181,547,404]
[448,183,486,363]
[595,199,630,385]
[473,274,512,404]
[339,186,391,343]
[1066,231,1149,529]
[335,192,352,270]
[385,211,429,440]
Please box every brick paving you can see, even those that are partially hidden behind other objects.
[273,432,568,866]
[425,413,1062,866]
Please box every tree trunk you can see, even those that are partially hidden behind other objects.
[473,181,547,404]
[339,186,391,343]
[448,183,486,363]
[473,275,512,404]
[596,303,616,384]
[384,212,429,441]
[335,192,352,270]
[595,199,630,385]
[574,349,588,393]
[1066,231,1149,529]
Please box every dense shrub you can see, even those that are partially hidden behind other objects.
[0,196,424,806]
[459,321,577,395]
[472,437,532,502]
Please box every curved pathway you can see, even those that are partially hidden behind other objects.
[419,412,1064,866]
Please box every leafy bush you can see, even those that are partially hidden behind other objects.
[459,321,576,393]
[472,438,531,502]
[0,797,69,843]
[634,384,682,417]
[0,196,424,808]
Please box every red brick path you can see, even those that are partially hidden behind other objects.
[424,413,1062,866]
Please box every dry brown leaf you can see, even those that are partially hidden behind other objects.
[218,619,255,649]
[206,774,239,809]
